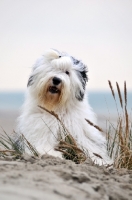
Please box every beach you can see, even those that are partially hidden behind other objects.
[0,109,132,200]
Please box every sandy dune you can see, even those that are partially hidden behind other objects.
[0,155,132,200]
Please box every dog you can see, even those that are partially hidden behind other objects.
[17,49,112,165]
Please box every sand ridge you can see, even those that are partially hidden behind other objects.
[0,154,132,200]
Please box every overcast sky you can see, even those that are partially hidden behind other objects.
[0,0,132,91]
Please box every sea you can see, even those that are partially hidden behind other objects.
[0,91,132,116]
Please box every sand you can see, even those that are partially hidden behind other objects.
[0,155,132,200]
[0,109,132,200]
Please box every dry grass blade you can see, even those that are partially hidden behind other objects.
[0,128,23,154]
[55,147,74,158]
[93,153,103,159]
[38,105,70,134]
[57,141,84,153]
[116,82,123,108]
[124,81,127,106]
[85,119,103,132]
[108,81,120,118]
[115,149,132,170]
[107,81,132,170]
[39,105,87,164]
[22,134,39,157]
[118,119,124,146]
[108,80,115,99]
[125,105,129,145]
[0,136,11,150]
[0,149,15,153]
[55,135,86,164]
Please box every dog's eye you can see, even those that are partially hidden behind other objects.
[65,71,70,75]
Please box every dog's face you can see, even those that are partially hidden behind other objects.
[27,49,88,110]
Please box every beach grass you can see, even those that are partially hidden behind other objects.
[0,128,39,158]
[106,81,132,169]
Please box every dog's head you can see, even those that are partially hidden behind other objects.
[27,49,88,110]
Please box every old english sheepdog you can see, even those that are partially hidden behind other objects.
[17,49,112,165]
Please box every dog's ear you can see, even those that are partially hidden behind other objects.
[79,69,88,89]
[75,68,88,91]
[80,67,88,82]
[71,56,88,88]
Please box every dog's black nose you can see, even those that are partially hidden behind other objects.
[52,77,62,85]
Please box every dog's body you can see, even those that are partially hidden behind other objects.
[17,49,112,165]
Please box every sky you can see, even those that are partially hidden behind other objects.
[0,0,132,91]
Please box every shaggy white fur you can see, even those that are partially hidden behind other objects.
[17,49,112,165]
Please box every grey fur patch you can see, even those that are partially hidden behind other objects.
[27,75,34,87]
[75,90,84,101]
[71,56,88,89]
[71,56,80,65]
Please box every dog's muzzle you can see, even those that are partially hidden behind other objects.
[48,77,62,94]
